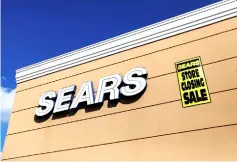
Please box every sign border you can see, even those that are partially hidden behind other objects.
[175,56,212,108]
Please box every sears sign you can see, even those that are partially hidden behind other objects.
[36,67,148,116]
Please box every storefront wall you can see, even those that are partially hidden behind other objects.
[2,2,237,160]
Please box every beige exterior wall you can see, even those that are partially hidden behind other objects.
[2,17,237,160]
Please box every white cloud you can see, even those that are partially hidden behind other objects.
[0,87,16,122]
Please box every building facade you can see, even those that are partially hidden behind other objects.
[2,0,237,160]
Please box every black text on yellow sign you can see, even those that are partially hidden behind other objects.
[175,57,211,107]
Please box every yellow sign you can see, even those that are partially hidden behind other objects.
[175,57,211,107]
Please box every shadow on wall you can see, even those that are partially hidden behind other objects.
[34,85,147,123]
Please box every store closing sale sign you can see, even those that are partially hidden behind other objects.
[176,57,211,107]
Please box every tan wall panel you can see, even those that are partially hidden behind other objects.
[8,57,237,135]
[7,74,179,135]
[12,29,237,112]
[7,58,237,135]
[3,89,237,160]
[16,17,237,91]
[7,125,237,161]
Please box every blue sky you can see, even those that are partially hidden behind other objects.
[1,0,219,152]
